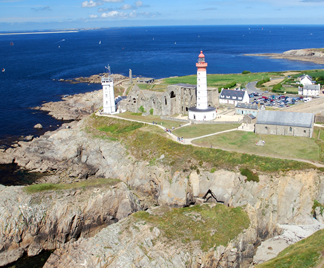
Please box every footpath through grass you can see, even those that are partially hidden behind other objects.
[24,178,121,194]
[257,229,324,268]
[85,115,314,173]
[173,124,240,139]
[132,204,249,252]
[194,131,321,162]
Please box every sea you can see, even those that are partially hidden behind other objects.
[0,24,324,267]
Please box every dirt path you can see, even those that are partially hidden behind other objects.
[96,112,324,168]
[286,97,324,114]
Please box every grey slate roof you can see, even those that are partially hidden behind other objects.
[220,89,245,100]
[256,110,314,128]
[236,103,258,110]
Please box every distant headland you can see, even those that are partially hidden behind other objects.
[245,48,324,65]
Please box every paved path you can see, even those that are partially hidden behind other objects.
[246,81,263,94]
[96,112,324,168]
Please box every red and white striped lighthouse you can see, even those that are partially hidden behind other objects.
[196,51,208,110]
[188,51,216,121]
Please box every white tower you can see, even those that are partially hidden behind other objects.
[188,51,216,121]
[196,51,208,109]
[102,66,116,114]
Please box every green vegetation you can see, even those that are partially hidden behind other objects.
[132,204,250,251]
[137,83,153,90]
[194,130,321,163]
[240,168,259,182]
[149,108,154,115]
[86,116,314,174]
[242,70,251,74]
[219,81,237,90]
[163,72,282,89]
[172,124,240,139]
[139,105,145,113]
[257,229,324,268]
[23,178,121,194]
[312,200,324,216]
[256,78,270,87]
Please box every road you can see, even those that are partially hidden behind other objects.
[246,81,263,94]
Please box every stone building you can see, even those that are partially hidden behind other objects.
[235,103,260,117]
[119,83,218,116]
[255,110,314,138]
[298,84,320,96]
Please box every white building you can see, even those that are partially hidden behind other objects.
[298,84,320,96]
[102,75,116,114]
[188,51,216,121]
[219,89,249,106]
[298,74,313,86]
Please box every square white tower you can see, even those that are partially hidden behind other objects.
[102,76,116,114]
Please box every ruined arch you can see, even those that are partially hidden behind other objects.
[170,91,176,98]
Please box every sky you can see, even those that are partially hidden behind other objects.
[1,0,324,31]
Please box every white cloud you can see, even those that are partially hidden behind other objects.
[135,0,142,7]
[82,0,102,8]
[98,7,113,12]
[121,4,132,9]
[101,10,126,17]
[89,14,98,18]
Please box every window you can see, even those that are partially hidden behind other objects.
[289,127,292,132]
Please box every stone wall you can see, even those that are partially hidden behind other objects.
[255,123,313,138]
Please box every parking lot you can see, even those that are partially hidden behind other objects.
[249,92,313,109]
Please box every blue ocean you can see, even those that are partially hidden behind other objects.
[1,25,324,145]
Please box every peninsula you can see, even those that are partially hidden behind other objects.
[245,48,324,65]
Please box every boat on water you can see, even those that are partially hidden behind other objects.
[2,68,5,73]
[10,42,14,46]
[99,40,101,44]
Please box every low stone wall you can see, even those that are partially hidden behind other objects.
[192,120,243,125]
[160,116,189,123]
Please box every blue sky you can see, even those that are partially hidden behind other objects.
[1,0,324,31]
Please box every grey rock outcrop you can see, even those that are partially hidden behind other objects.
[0,182,140,267]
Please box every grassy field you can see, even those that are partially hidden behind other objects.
[173,124,240,139]
[115,111,182,129]
[24,178,121,194]
[163,72,284,88]
[257,229,324,268]
[85,115,314,173]
[193,131,320,162]
[132,204,249,252]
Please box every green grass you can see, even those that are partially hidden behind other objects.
[23,178,121,194]
[86,116,314,173]
[115,111,181,129]
[173,124,240,139]
[132,204,250,251]
[137,84,153,90]
[163,72,284,88]
[257,229,324,268]
[194,131,321,162]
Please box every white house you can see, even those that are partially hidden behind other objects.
[297,74,313,86]
[298,84,320,96]
[219,89,249,106]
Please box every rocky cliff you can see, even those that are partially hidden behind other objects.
[0,181,140,266]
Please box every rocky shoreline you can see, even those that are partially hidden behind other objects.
[245,48,324,65]
[1,86,324,267]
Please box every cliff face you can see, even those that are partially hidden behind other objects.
[0,182,141,266]
[1,116,324,267]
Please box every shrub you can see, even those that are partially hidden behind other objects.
[242,70,251,74]
[256,78,270,87]
[139,106,145,113]
[210,167,216,173]
[240,168,259,182]
[219,81,237,91]
[149,108,153,115]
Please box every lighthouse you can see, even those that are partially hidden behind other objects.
[102,66,116,114]
[188,51,216,121]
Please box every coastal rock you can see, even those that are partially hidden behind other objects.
[33,123,43,129]
[0,182,141,267]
